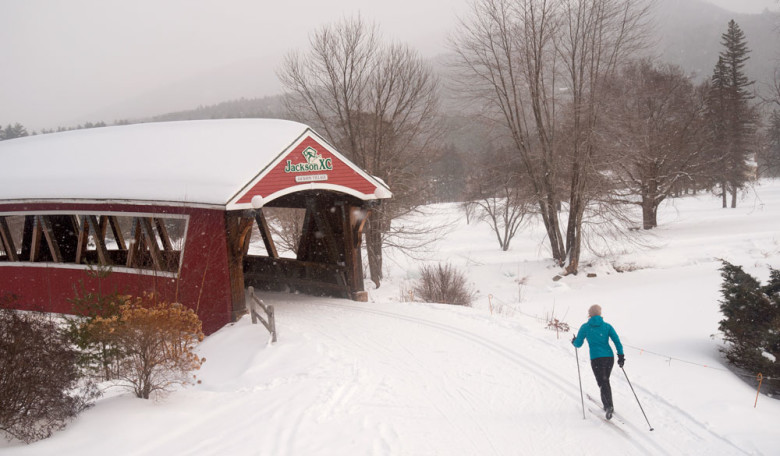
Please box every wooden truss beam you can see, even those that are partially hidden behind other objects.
[126,218,143,268]
[29,215,63,263]
[140,217,163,271]
[225,211,255,321]
[0,216,18,261]
[107,216,126,250]
[154,218,174,252]
[254,210,279,259]
[88,216,112,265]
[75,216,89,264]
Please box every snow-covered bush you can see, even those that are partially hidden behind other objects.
[87,295,206,399]
[0,307,98,443]
[718,261,780,394]
[413,263,475,307]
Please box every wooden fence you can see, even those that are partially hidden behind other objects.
[246,286,277,343]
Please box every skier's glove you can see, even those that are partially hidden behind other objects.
[571,335,576,344]
[618,354,625,367]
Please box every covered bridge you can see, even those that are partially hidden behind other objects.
[0,119,391,333]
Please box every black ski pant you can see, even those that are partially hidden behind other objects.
[590,356,614,410]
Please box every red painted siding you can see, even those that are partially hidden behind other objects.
[237,136,378,204]
[0,204,232,334]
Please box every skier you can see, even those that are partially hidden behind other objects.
[572,304,624,420]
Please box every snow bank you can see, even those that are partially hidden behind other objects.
[3,180,780,455]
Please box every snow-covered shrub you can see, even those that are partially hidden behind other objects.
[718,261,780,394]
[413,263,475,306]
[0,307,98,443]
[87,295,206,399]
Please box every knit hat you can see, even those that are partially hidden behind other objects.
[588,304,602,317]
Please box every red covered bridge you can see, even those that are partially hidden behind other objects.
[0,119,391,333]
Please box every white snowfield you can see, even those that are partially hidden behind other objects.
[4,180,780,455]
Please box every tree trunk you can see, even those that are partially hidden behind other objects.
[365,217,383,288]
[564,139,589,275]
[564,203,585,275]
[641,184,660,229]
[641,199,658,229]
[721,181,728,208]
[539,196,566,265]
[730,186,737,208]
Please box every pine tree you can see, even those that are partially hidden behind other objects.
[706,21,757,208]
[718,261,780,395]
[0,123,29,140]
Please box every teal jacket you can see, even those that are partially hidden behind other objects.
[572,315,624,360]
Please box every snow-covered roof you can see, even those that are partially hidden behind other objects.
[0,119,389,208]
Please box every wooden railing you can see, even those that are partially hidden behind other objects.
[243,255,350,298]
[246,286,277,343]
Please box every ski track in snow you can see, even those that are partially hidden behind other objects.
[5,181,780,455]
[277,298,748,455]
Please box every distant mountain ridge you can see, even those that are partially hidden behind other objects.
[149,0,779,123]
[150,95,289,123]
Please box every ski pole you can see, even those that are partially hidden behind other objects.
[621,367,654,431]
[575,347,585,419]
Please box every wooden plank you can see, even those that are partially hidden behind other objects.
[75,215,89,264]
[238,215,254,258]
[20,216,34,261]
[29,216,43,262]
[0,216,18,261]
[225,212,249,321]
[341,204,362,295]
[88,215,112,266]
[244,272,349,293]
[140,218,163,270]
[255,210,279,259]
[243,253,350,298]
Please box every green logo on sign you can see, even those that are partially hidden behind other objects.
[284,146,333,173]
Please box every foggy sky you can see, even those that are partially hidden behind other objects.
[1,0,777,131]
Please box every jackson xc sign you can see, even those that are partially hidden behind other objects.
[284,146,334,174]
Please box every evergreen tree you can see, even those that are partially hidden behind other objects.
[0,123,28,140]
[706,21,758,208]
[763,110,780,177]
[718,261,780,395]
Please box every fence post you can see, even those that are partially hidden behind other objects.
[754,373,763,408]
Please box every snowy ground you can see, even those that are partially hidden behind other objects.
[4,180,780,455]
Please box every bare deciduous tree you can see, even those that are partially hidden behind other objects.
[600,59,711,229]
[464,144,536,250]
[262,208,306,255]
[556,0,652,273]
[278,16,441,287]
[452,0,652,274]
[452,0,567,264]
